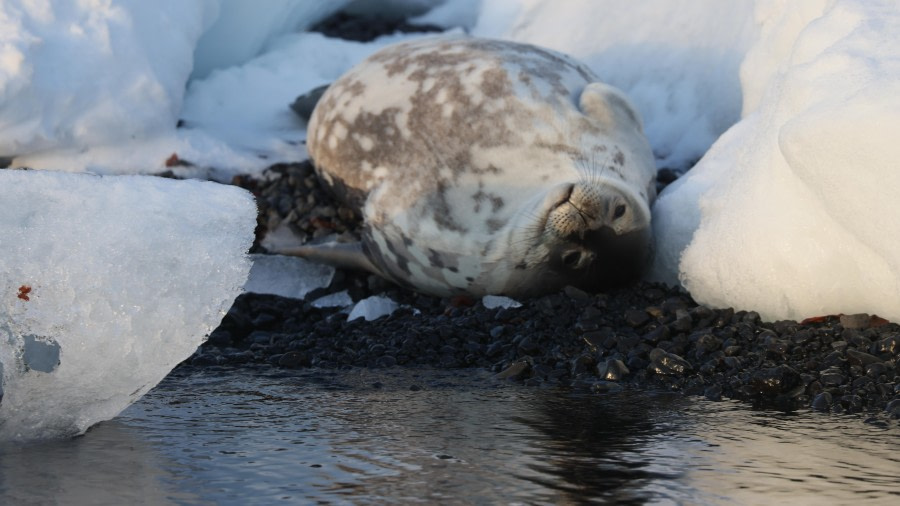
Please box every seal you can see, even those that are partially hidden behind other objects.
[279,36,657,298]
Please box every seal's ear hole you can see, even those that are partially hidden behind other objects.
[613,204,627,219]
[562,250,582,268]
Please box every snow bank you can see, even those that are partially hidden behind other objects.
[472,0,758,170]
[0,170,255,441]
[0,0,208,158]
[652,0,900,322]
[192,0,351,79]
[1,0,454,179]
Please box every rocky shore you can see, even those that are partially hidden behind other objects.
[184,9,898,419]
[182,160,900,418]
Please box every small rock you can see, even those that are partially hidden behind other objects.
[840,394,864,412]
[563,285,590,301]
[597,359,630,381]
[648,348,691,376]
[875,335,898,355]
[819,369,846,387]
[624,309,650,328]
[811,392,833,411]
[846,349,881,367]
[704,384,723,401]
[278,351,310,368]
[750,365,801,396]
[885,398,900,418]
[496,358,532,380]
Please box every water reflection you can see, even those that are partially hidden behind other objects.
[0,420,201,505]
[1,367,897,505]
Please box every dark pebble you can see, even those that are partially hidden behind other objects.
[624,309,650,328]
[811,392,833,411]
[648,348,691,376]
[846,349,881,366]
[885,398,900,418]
[278,351,310,368]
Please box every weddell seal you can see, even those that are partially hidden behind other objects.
[277,36,657,298]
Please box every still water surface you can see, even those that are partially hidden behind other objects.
[1,367,897,504]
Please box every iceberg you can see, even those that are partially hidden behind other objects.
[0,170,255,441]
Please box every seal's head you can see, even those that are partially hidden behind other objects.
[500,176,653,296]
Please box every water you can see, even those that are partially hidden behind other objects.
[1,367,897,505]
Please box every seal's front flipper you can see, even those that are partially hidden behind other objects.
[273,241,383,276]
[579,82,645,133]
[290,84,329,123]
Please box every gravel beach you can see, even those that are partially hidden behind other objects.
[185,10,899,418]
[184,160,900,418]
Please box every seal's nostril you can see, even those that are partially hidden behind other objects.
[562,250,581,267]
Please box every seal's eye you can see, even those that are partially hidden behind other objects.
[561,250,582,268]
[613,204,627,219]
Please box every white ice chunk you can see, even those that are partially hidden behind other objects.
[482,295,522,310]
[652,0,900,322]
[0,170,255,441]
[244,254,334,300]
[312,290,354,309]
[348,296,399,321]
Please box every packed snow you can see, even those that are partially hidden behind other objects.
[0,170,255,441]
[1,0,898,331]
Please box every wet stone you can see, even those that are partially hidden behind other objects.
[597,359,630,381]
[840,394,864,412]
[695,333,722,354]
[811,392,833,411]
[846,349,881,367]
[704,384,723,401]
[831,340,848,353]
[819,369,846,387]
[875,335,898,355]
[750,365,800,396]
[642,325,669,345]
[278,351,310,368]
[648,348,691,376]
[624,309,650,328]
[496,359,531,380]
[885,398,900,418]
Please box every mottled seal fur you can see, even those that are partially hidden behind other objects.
[283,37,657,297]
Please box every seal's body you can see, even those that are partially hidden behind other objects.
[293,37,657,297]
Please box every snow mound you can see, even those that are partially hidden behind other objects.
[244,254,334,300]
[0,170,255,441]
[0,0,208,158]
[652,0,900,322]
